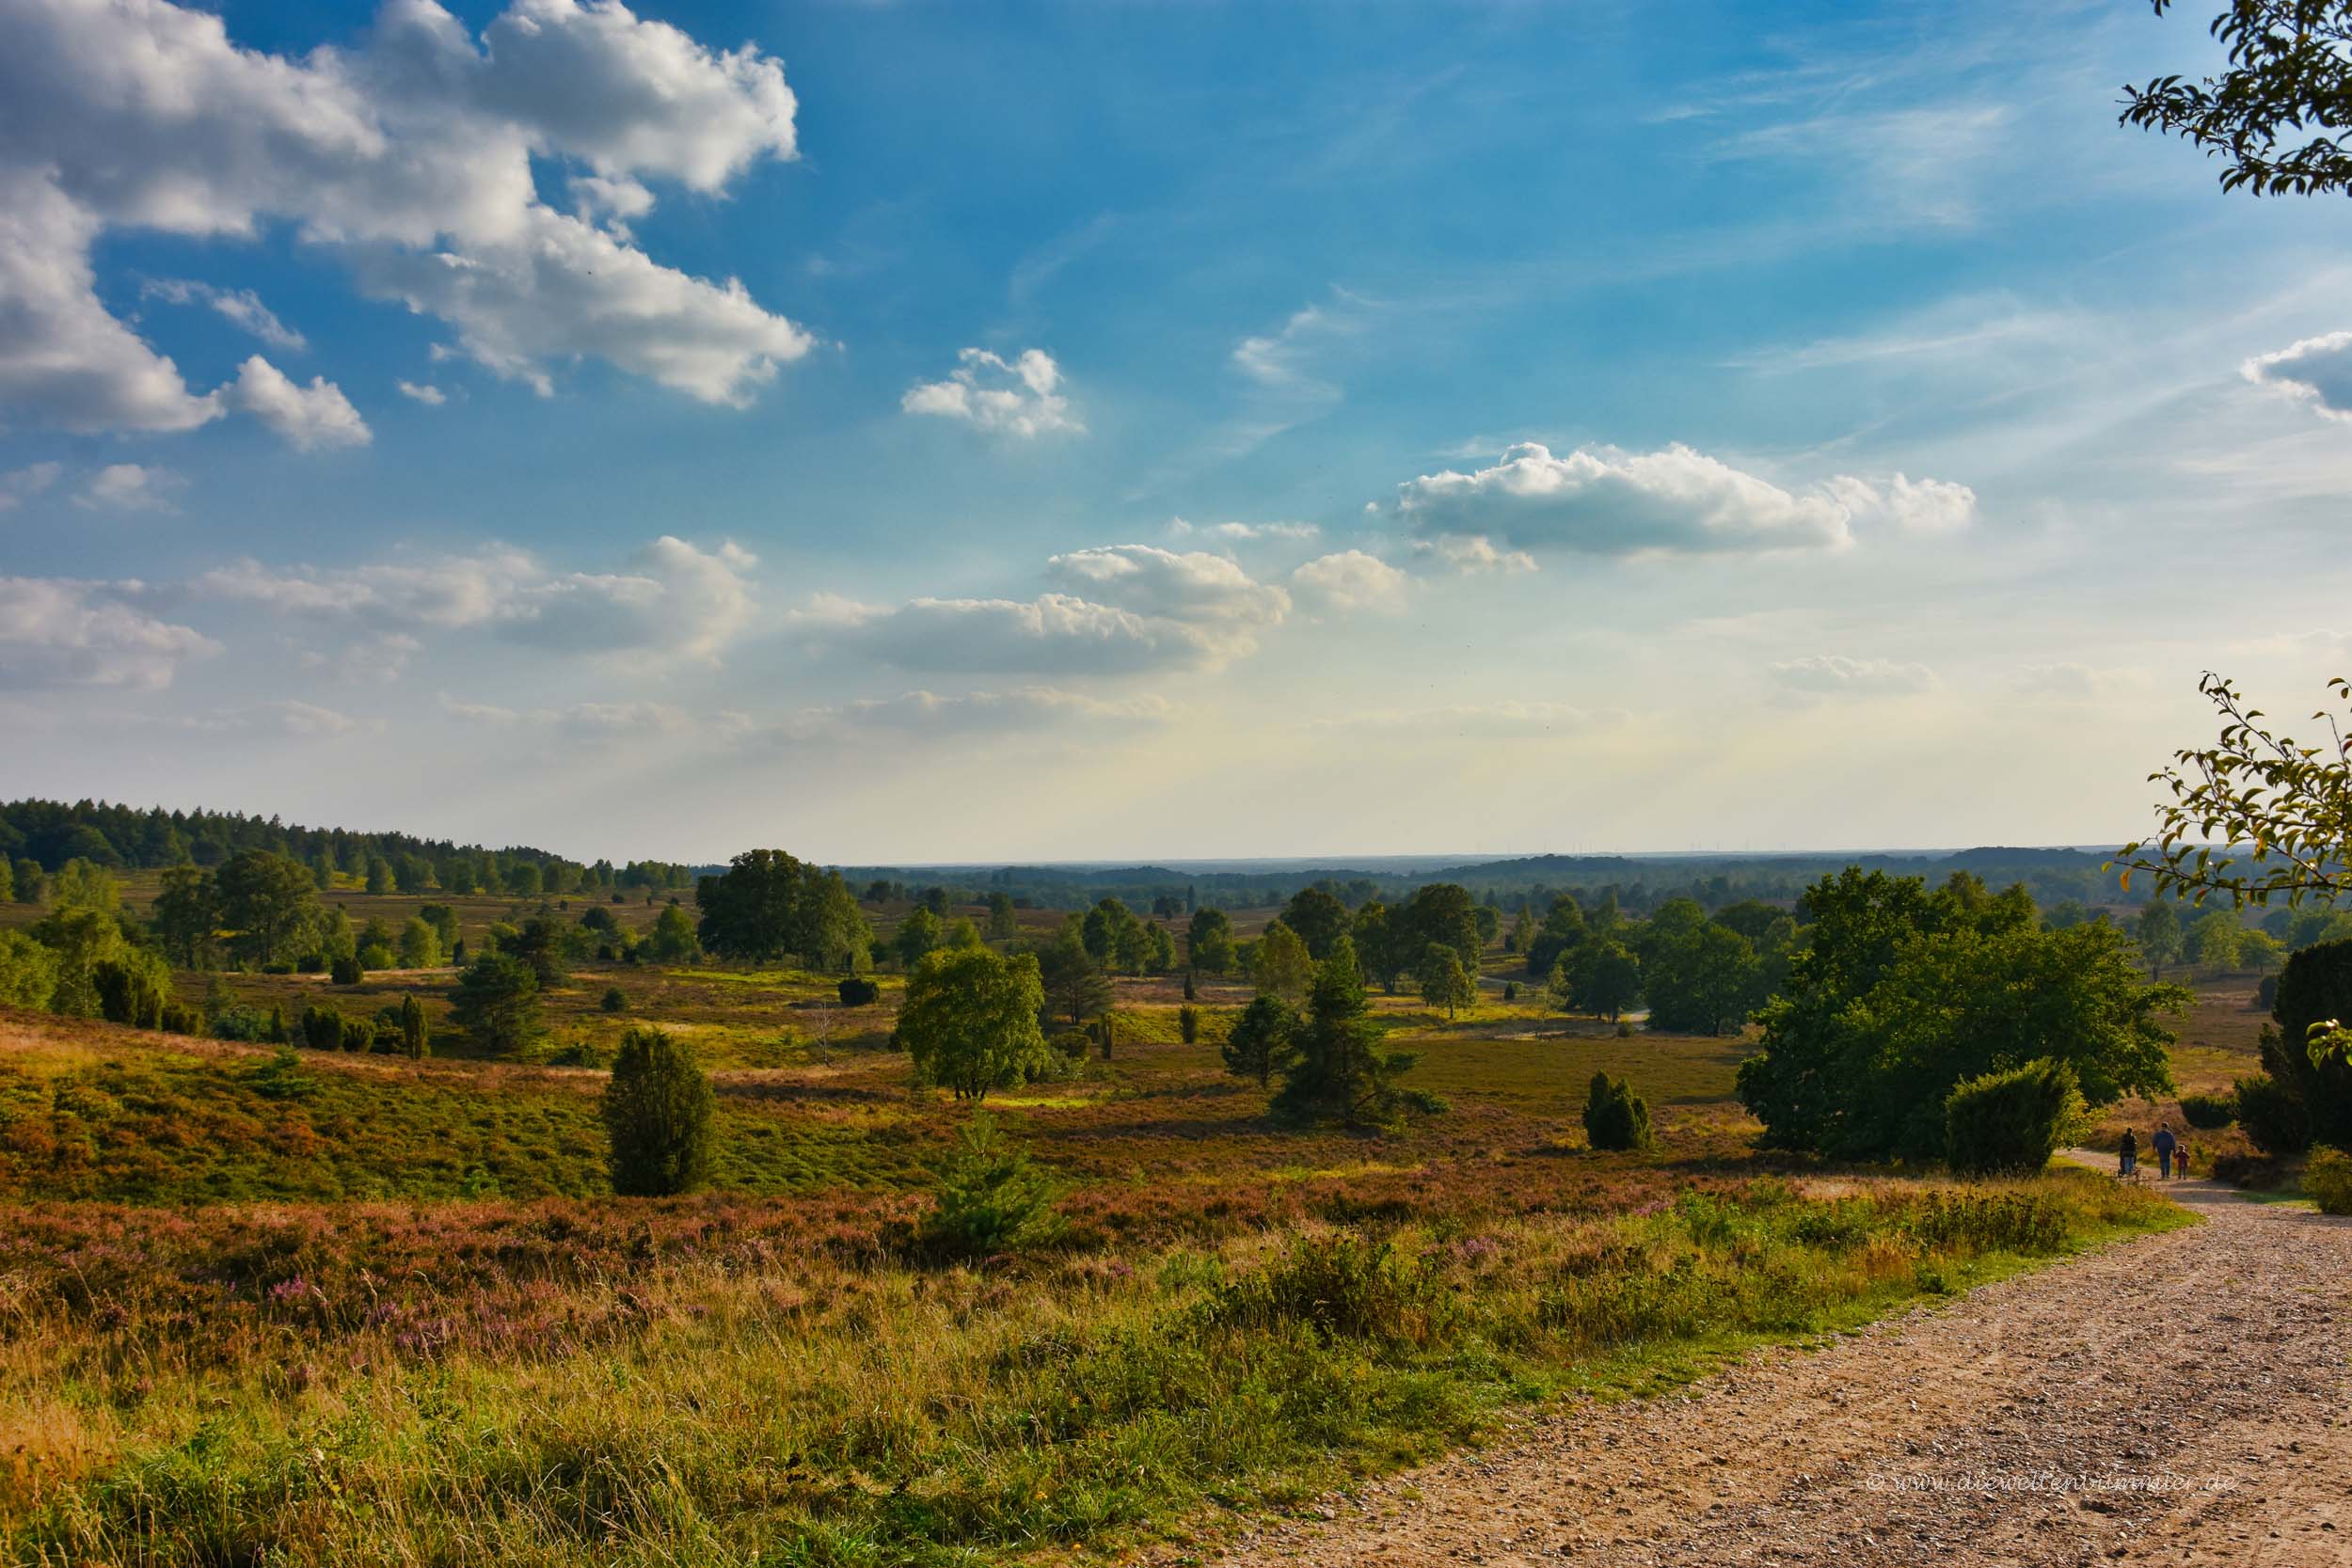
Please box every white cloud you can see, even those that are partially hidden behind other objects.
[815,686,1175,735]
[141,278,306,350]
[1290,550,1408,614]
[0,0,810,431]
[847,594,1223,675]
[396,380,446,405]
[223,356,371,451]
[0,462,63,512]
[196,535,757,662]
[1820,472,1977,535]
[1391,442,1855,556]
[902,347,1080,437]
[1168,517,1320,543]
[1318,700,1611,736]
[1413,533,1538,575]
[438,692,692,738]
[1045,545,1289,624]
[1767,655,1937,697]
[74,464,183,513]
[0,577,217,689]
[2243,331,2352,423]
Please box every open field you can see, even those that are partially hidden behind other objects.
[0,928,2213,1566]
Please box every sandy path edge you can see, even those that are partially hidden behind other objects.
[1181,1156,2351,1568]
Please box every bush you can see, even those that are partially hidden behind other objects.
[2234,1072,2312,1155]
[208,1006,276,1043]
[329,954,364,986]
[299,1005,345,1053]
[1582,1071,1652,1151]
[1943,1057,2082,1175]
[294,952,325,974]
[600,986,628,1013]
[157,1000,203,1036]
[602,1027,715,1196]
[2179,1093,2235,1130]
[837,975,880,1006]
[92,956,167,1029]
[918,1114,1064,1260]
[1502,980,1518,1002]
[1209,1230,1454,1344]
[1178,1004,1200,1044]
[2304,1146,2352,1215]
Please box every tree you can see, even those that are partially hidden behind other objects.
[894,907,945,970]
[2122,1,2352,197]
[1641,922,1761,1036]
[366,857,392,895]
[603,1028,715,1196]
[1558,938,1642,1022]
[645,903,699,963]
[1272,937,1438,1129]
[1525,894,1586,978]
[1582,1071,1653,1151]
[151,865,220,970]
[1352,898,1402,992]
[503,918,568,988]
[1223,995,1299,1087]
[1741,912,2183,1164]
[30,907,128,1017]
[93,949,171,1028]
[1393,882,1482,973]
[2117,673,2352,906]
[49,858,119,914]
[1280,886,1352,960]
[398,993,430,1059]
[800,871,872,972]
[897,947,1052,1102]
[1037,922,1112,1024]
[986,891,1019,942]
[1251,918,1313,1004]
[1186,906,1237,974]
[451,953,542,1054]
[2265,936,2352,1147]
[11,859,43,906]
[945,917,983,951]
[919,1114,1065,1258]
[2189,910,2250,970]
[216,849,320,967]
[695,848,813,962]
[0,930,58,1008]
[398,916,442,969]
[1417,942,1477,1018]
[2136,900,2185,975]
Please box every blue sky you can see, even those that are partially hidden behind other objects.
[4,0,2352,863]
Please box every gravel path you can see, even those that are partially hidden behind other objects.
[1216,1158,2352,1567]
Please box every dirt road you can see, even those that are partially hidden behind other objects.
[1221,1159,2352,1567]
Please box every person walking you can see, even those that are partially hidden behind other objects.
[2153,1122,2177,1180]
[2120,1127,2138,1179]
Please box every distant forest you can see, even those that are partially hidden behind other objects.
[0,799,695,895]
[0,797,2147,917]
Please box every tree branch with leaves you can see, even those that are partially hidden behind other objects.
[2122,1,2352,197]
[2115,672,2352,906]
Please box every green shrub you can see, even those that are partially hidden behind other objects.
[1583,1070,1652,1151]
[2304,1146,2352,1215]
[837,975,880,1006]
[2179,1093,2235,1130]
[1943,1057,2082,1176]
[1178,1004,1200,1044]
[157,1000,203,1036]
[329,954,363,986]
[602,1027,715,1196]
[2234,1072,2312,1155]
[92,955,167,1029]
[208,1006,276,1043]
[918,1114,1064,1260]
[299,1005,345,1053]
[599,986,628,1013]
[1210,1229,1455,1345]
[1502,980,1518,1002]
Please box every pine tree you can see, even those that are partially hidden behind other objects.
[602,1027,716,1196]
[1272,937,1440,1128]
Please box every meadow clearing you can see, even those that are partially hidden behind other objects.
[0,872,2244,1566]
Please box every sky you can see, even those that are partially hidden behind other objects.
[4,0,2352,865]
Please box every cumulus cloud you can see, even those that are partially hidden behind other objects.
[1820,472,1977,535]
[902,348,1080,437]
[0,0,811,433]
[196,534,758,662]
[1413,533,1538,575]
[1391,442,1855,555]
[396,380,446,405]
[74,464,183,513]
[1767,654,1936,697]
[0,576,217,689]
[846,594,1225,675]
[140,278,306,350]
[1168,517,1320,543]
[2243,331,2352,422]
[222,356,371,450]
[0,462,63,511]
[1290,550,1408,613]
[1044,545,1289,624]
